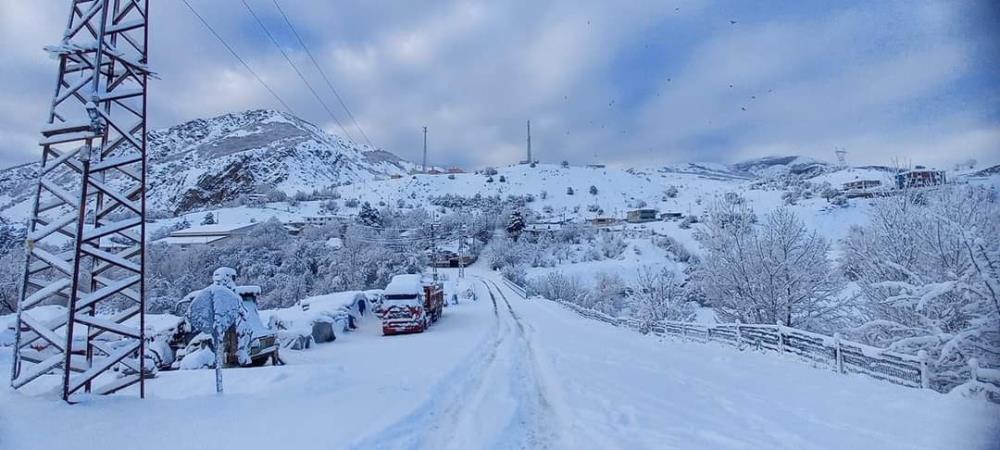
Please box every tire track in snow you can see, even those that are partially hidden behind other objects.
[348,279,503,450]
[488,279,559,449]
[351,277,560,449]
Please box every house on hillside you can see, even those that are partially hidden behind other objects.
[660,211,683,221]
[842,179,882,191]
[524,221,564,235]
[842,179,884,198]
[626,208,658,223]
[304,215,343,227]
[895,168,946,189]
[155,222,258,250]
[590,217,619,228]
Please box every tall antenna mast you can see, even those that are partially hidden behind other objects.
[526,120,532,164]
[835,148,848,168]
[422,126,428,173]
[11,0,152,402]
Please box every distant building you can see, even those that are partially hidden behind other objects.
[304,216,342,227]
[626,209,658,223]
[446,167,465,174]
[524,221,564,235]
[586,164,606,169]
[590,217,618,228]
[660,211,683,221]
[895,169,946,189]
[842,180,882,191]
[155,222,258,250]
[390,174,404,179]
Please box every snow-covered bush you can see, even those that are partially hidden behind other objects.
[842,186,1000,391]
[652,235,695,263]
[529,272,588,305]
[631,266,694,327]
[599,233,627,259]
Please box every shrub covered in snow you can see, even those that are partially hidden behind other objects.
[841,186,1000,391]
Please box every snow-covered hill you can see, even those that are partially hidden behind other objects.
[0,109,420,216]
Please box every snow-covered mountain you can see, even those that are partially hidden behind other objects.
[0,109,420,215]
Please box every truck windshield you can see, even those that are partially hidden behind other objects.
[384,294,418,300]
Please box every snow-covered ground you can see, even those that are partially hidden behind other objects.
[2,266,997,449]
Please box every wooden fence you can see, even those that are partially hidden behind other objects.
[501,275,1000,399]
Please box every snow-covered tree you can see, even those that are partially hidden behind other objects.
[842,186,1000,390]
[357,202,382,228]
[0,246,22,314]
[589,185,598,195]
[566,187,574,195]
[632,266,694,328]
[201,212,216,225]
[506,210,526,240]
[694,204,849,332]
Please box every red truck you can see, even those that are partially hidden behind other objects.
[380,274,444,335]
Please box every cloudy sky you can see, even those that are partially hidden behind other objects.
[0,0,997,170]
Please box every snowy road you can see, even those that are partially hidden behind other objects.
[350,278,559,449]
[1,268,997,449]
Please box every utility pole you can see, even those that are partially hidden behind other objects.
[458,224,467,279]
[526,120,532,164]
[430,219,439,282]
[422,126,428,173]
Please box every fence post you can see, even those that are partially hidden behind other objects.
[777,325,784,354]
[918,350,930,389]
[834,333,844,374]
[735,320,743,350]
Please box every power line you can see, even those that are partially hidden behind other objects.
[180,0,296,114]
[239,0,356,143]
[270,0,377,150]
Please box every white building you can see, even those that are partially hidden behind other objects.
[155,222,259,250]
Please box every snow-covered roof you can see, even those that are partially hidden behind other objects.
[170,223,258,237]
[155,235,228,245]
[384,274,423,296]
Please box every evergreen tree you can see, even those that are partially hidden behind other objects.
[589,185,598,195]
[201,212,216,225]
[506,210,526,241]
[358,202,382,228]
[566,187,574,195]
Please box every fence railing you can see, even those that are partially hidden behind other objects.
[557,300,933,389]
[500,276,527,299]
[503,275,999,400]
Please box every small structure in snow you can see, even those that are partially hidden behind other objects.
[155,222,258,250]
[626,208,659,223]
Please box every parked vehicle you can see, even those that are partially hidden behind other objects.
[380,274,444,335]
[170,284,280,369]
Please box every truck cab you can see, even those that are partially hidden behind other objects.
[381,274,444,335]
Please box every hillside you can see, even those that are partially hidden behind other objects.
[0,109,420,216]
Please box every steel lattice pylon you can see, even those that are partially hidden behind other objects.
[10,0,151,402]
